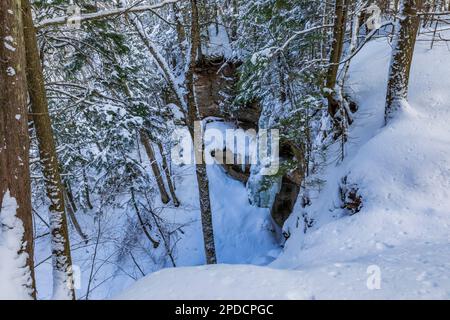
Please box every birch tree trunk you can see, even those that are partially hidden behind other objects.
[21,0,75,299]
[0,0,36,298]
[385,0,421,122]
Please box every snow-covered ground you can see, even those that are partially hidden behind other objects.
[33,121,279,299]
[117,32,450,300]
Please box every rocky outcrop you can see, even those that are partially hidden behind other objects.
[246,141,304,228]
[270,142,304,227]
[195,56,302,228]
[340,176,363,215]
[194,57,261,129]
[211,148,251,184]
[270,176,301,227]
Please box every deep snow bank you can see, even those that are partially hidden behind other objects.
[117,241,450,300]
[0,192,33,300]
[117,33,450,300]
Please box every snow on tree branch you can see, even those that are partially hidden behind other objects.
[130,15,188,119]
[36,0,182,29]
[337,21,394,67]
[251,24,333,64]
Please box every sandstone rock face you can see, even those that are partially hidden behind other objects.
[210,148,251,184]
[194,58,261,129]
[194,57,301,228]
[270,175,301,227]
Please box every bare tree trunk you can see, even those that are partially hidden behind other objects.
[157,142,180,207]
[130,1,217,264]
[140,130,170,204]
[394,0,401,14]
[64,189,88,243]
[21,0,75,299]
[0,0,36,299]
[340,2,363,88]
[130,188,160,249]
[63,180,87,242]
[82,164,94,210]
[131,16,188,116]
[385,0,421,122]
[326,0,350,119]
[231,0,239,41]
[186,0,217,264]
[64,180,78,212]
[173,3,187,57]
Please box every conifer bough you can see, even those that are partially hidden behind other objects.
[36,0,181,29]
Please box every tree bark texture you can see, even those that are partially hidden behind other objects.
[21,0,75,299]
[0,0,36,298]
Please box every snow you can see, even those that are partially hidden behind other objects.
[117,242,450,299]
[31,118,280,300]
[250,25,334,65]
[36,0,180,29]
[251,48,272,65]
[6,67,16,77]
[117,31,450,300]
[0,191,33,300]
[164,120,280,266]
[116,264,313,300]
[206,127,279,264]
[205,25,233,58]
[132,16,188,112]
[4,36,16,52]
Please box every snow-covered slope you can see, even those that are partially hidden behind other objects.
[116,32,450,300]
[33,122,279,300]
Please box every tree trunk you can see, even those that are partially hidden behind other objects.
[131,16,188,116]
[64,180,78,212]
[130,0,217,264]
[231,0,239,41]
[326,0,349,118]
[21,0,75,299]
[82,163,94,210]
[130,188,160,249]
[157,142,180,207]
[140,130,171,204]
[186,0,217,264]
[173,3,186,57]
[385,0,421,122]
[394,0,400,15]
[64,188,88,243]
[0,0,36,298]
